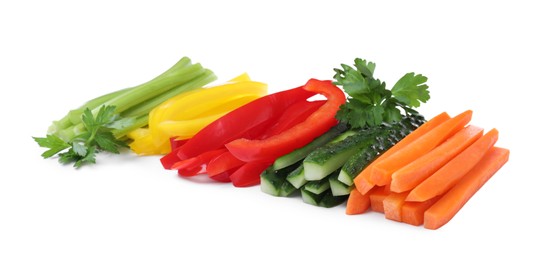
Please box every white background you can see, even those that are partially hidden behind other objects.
[1,0,545,259]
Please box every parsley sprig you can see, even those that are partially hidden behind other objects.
[33,105,130,168]
[333,58,430,129]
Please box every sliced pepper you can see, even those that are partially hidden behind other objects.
[129,128,172,155]
[229,162,271,187]
[225,79,346,163]
[149,78,267,145]
[206,151,246,177]
[128,73,267,155]
[171,148,227,173]
[259,99,326,138]
[176,86,316,159]
[158,96,263,140]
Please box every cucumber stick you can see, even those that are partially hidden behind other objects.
[272,124,348,170]
[337,115,426,186]
[286,164,306,189]
[301,189,348,208]
[303,128,383,181]
[338,149,376,186]
[260,162,301,197]
[304,178,330,195]
[319,190,348,208]
[329,175,351,196]
[301,189,323,206]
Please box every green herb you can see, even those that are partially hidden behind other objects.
[34,105,129,168]
[333,58,430,129]
[35,57,216,168]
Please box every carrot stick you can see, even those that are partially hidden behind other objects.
[383,191,409,222]
[401,196,440,226]
[370,110,473,187]
[407,128,499,202]
[353,112,451,195]
[346,188,371,215]
[390,125,484,193]
[423,147,510,230]
[369,186,391,213]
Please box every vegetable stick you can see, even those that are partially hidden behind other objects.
[390,125,484,192]
[370,110,473,186]
[346,188,371,215]
[423,147,510,230]
[229,162,271,187]
[383,191,410,222]
[407,128,499,202]
[353,112,451,194]
[171,149,227,171]
[401,196,440,226]
[369,186,391,213]
[209,169,236,183]
[206,151,245,177]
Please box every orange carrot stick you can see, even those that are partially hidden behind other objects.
[370,110,473,186]
[390,125,484,193]
[401,196,440,226]
[423,147,510,230]
[407,128,499,202]
[383,191,409,222]
[346,188,371,215]
[369,186,391,213]
[353,112,451,195]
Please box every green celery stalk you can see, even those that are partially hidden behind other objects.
[48,87,134,134]
[121,69,216,118]
[56,67,216,141]
[67,87,135,124]
[112,114,149,139]
[48,56,193,135]
[94,63,205,114]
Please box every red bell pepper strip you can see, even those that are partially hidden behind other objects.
[225,79,345,163]
[259,100,326,139]
[206,151,246,177]
[208,168,238,183]
[229,162,271,187]
[204,101,325,177]
[160,147,184,169]
[178,166,202,177]
[171,148,227,170]
[169,137,187,151]
[176,86,316,159]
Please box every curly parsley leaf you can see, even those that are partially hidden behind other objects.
[392,72,430,108]
[334,58,430,129]
[33,105,128,168]
[33,135,71,158]
[94,131,128,153]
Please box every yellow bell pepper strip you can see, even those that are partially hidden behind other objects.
[148,76,267,146]
[126,127,149,140]
[128,73,268,155]
[129,128,172,155]
[144,73,254,148]
[157,95,265,140]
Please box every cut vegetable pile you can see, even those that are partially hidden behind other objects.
[34,56,510,229]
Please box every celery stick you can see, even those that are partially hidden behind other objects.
[68,87,135,125]
[152,57,191,80]
[116,71,216,138]
[95,63,205,114]
[121,69,216,117]
[49,87,132,134]
[48,57,191,134]
[112,114,149,139]
[57,68,216,141]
